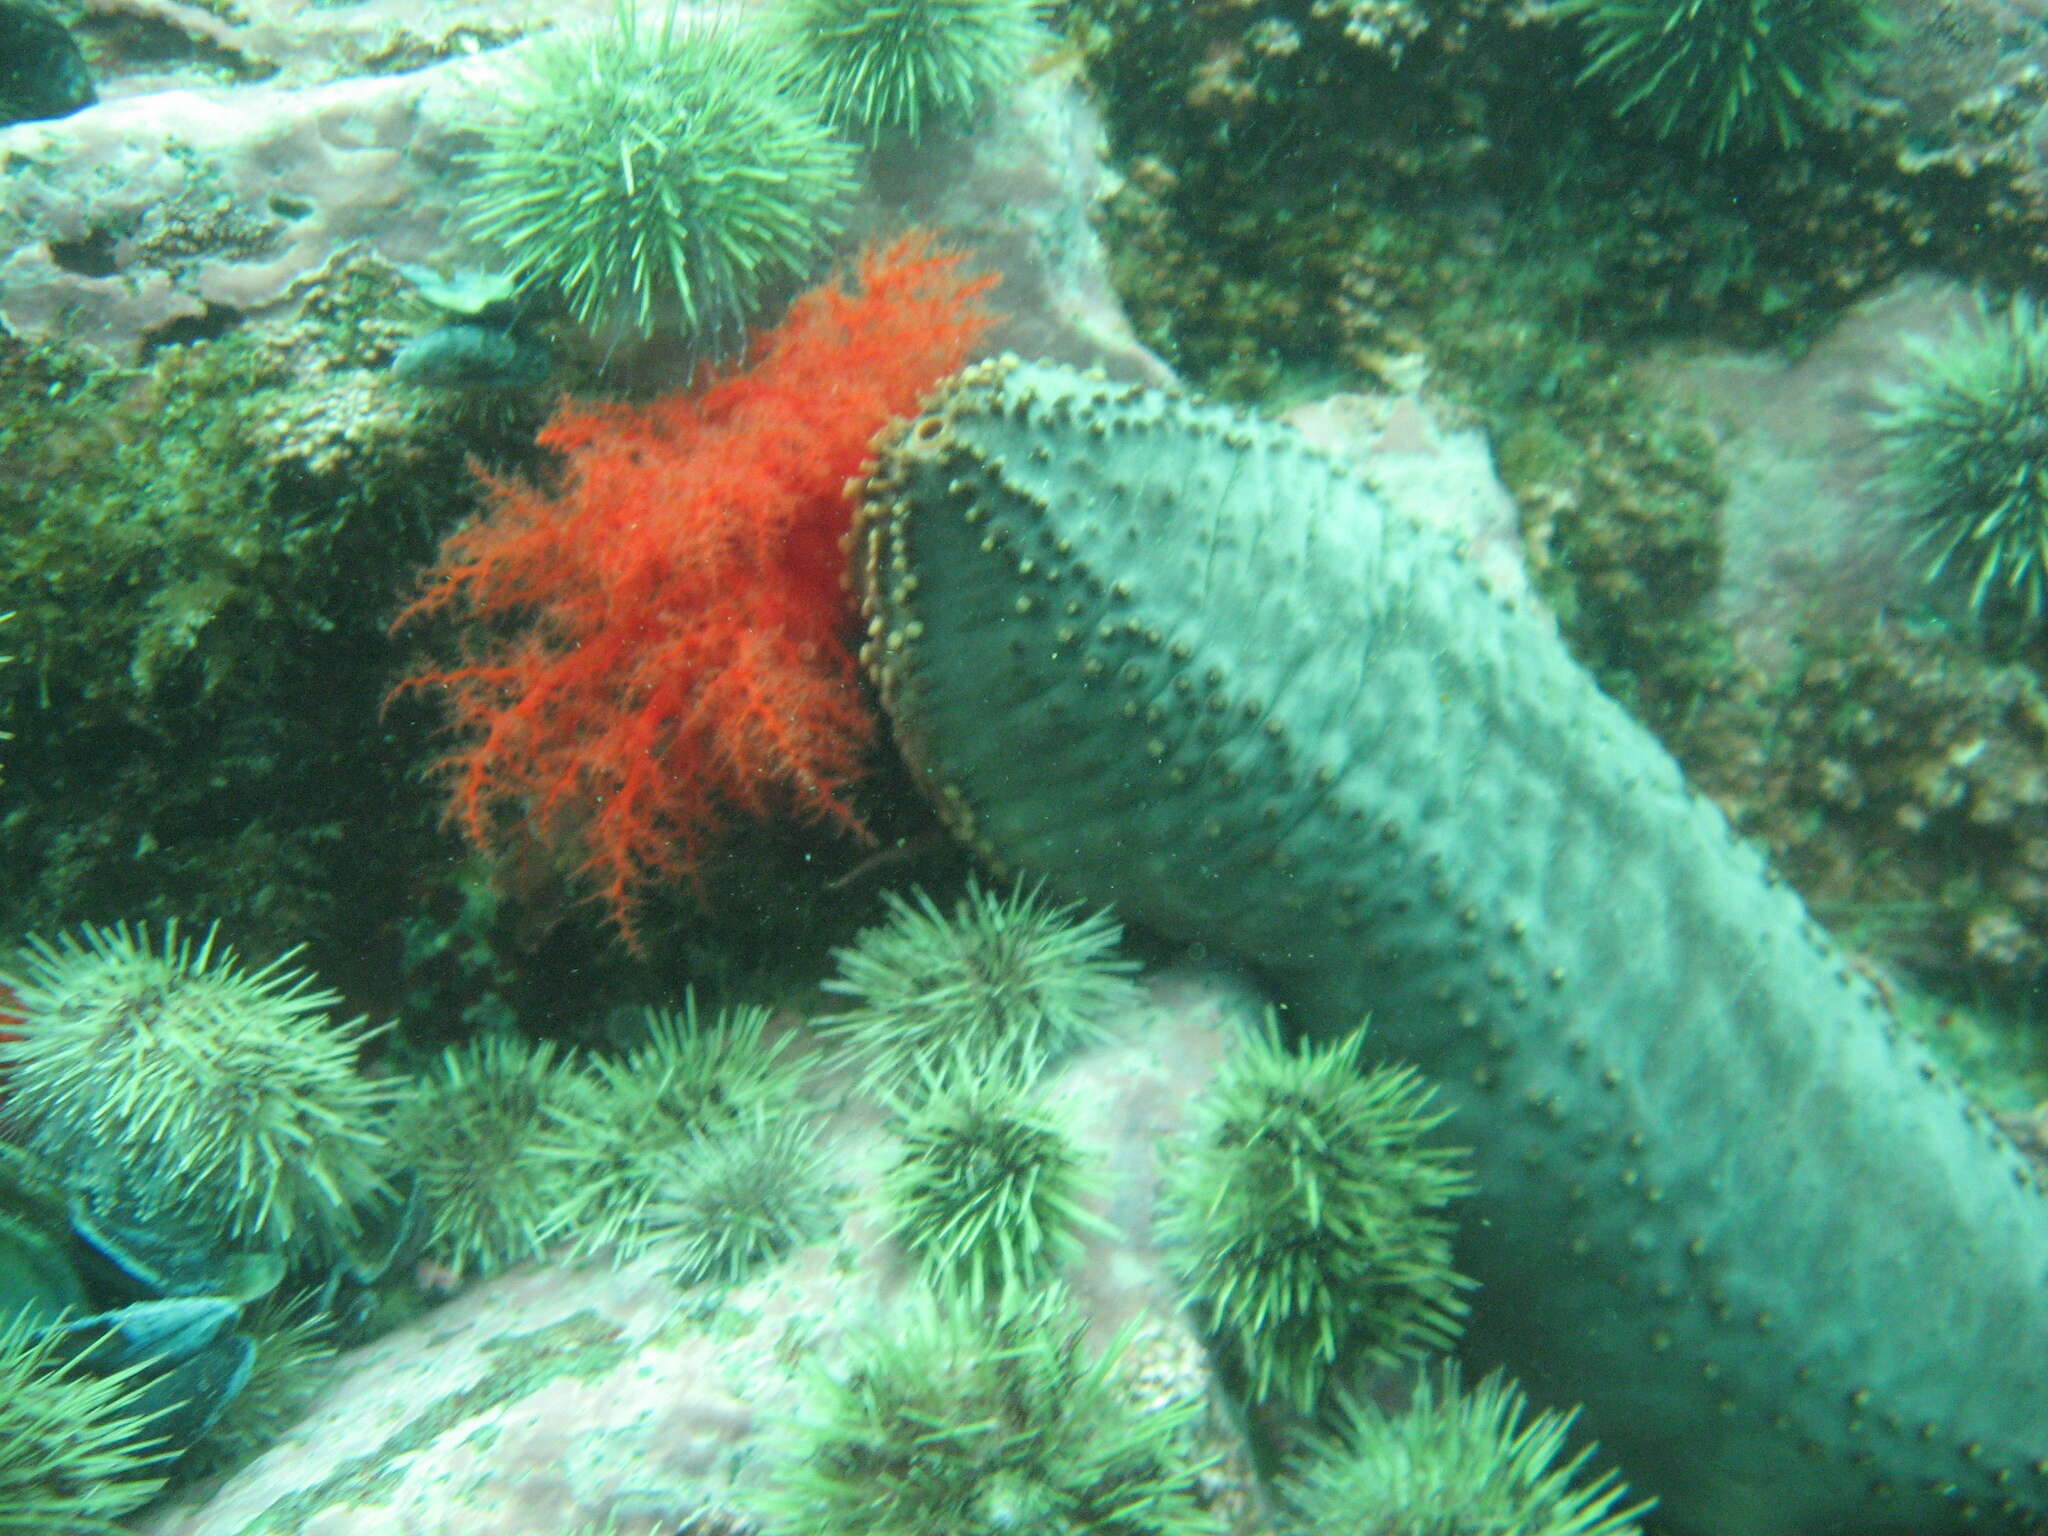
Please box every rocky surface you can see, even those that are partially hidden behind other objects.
[1649,272,1973,673]
[0,0,1160,377]
[69,0,550,98]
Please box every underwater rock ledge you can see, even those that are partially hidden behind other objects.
[852,357,2048,1536]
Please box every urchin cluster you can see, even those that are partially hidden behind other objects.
[460,9,855,343]
[1156,1014,1471,1410]
[779,0,1047,144]
[1552,0,1880,156]
[389,1034,585,1282]
[821,877,1140,1094]
[0,1307,170,1535]
[760,1291,1224,1536]
[877,1064,1106,1307]
[1280,1365,1651,1536]
[1874,292,2048,630]
[0,922,396,1253]
[531,996,813,1264]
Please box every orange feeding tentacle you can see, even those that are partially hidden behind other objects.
[392,235,998,943]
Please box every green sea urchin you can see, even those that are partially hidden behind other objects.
[1874,292,2048,629]
[761,1292,1224,1536]
[877,1064,1107,1307]
[1156,1016,1471,1410]
[778,0,1047,144]
[389,1034,584,1281]
[1552,0,1880,156]
[0,1309,169,1535]
[821,878,1140,1094]
[1281,1365,1651,1536]
[0,921,396,1252]
[643,1109,838,1286]
[534,996,811,1262]
[459,9,855,343]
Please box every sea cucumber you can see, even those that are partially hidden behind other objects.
[850,356,2048,1536]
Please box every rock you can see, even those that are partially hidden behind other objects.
[0,0,1159,378]
[1648,272,1976,672]
[0,52,501,362]
[74,0,540,99]
[858,64,1176,389]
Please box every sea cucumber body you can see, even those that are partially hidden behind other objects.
[852,358,2048,1536]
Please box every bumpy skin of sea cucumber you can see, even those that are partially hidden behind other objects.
[850,357,2048,1536]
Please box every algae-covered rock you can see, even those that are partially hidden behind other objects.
[851,357,2048,1536]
